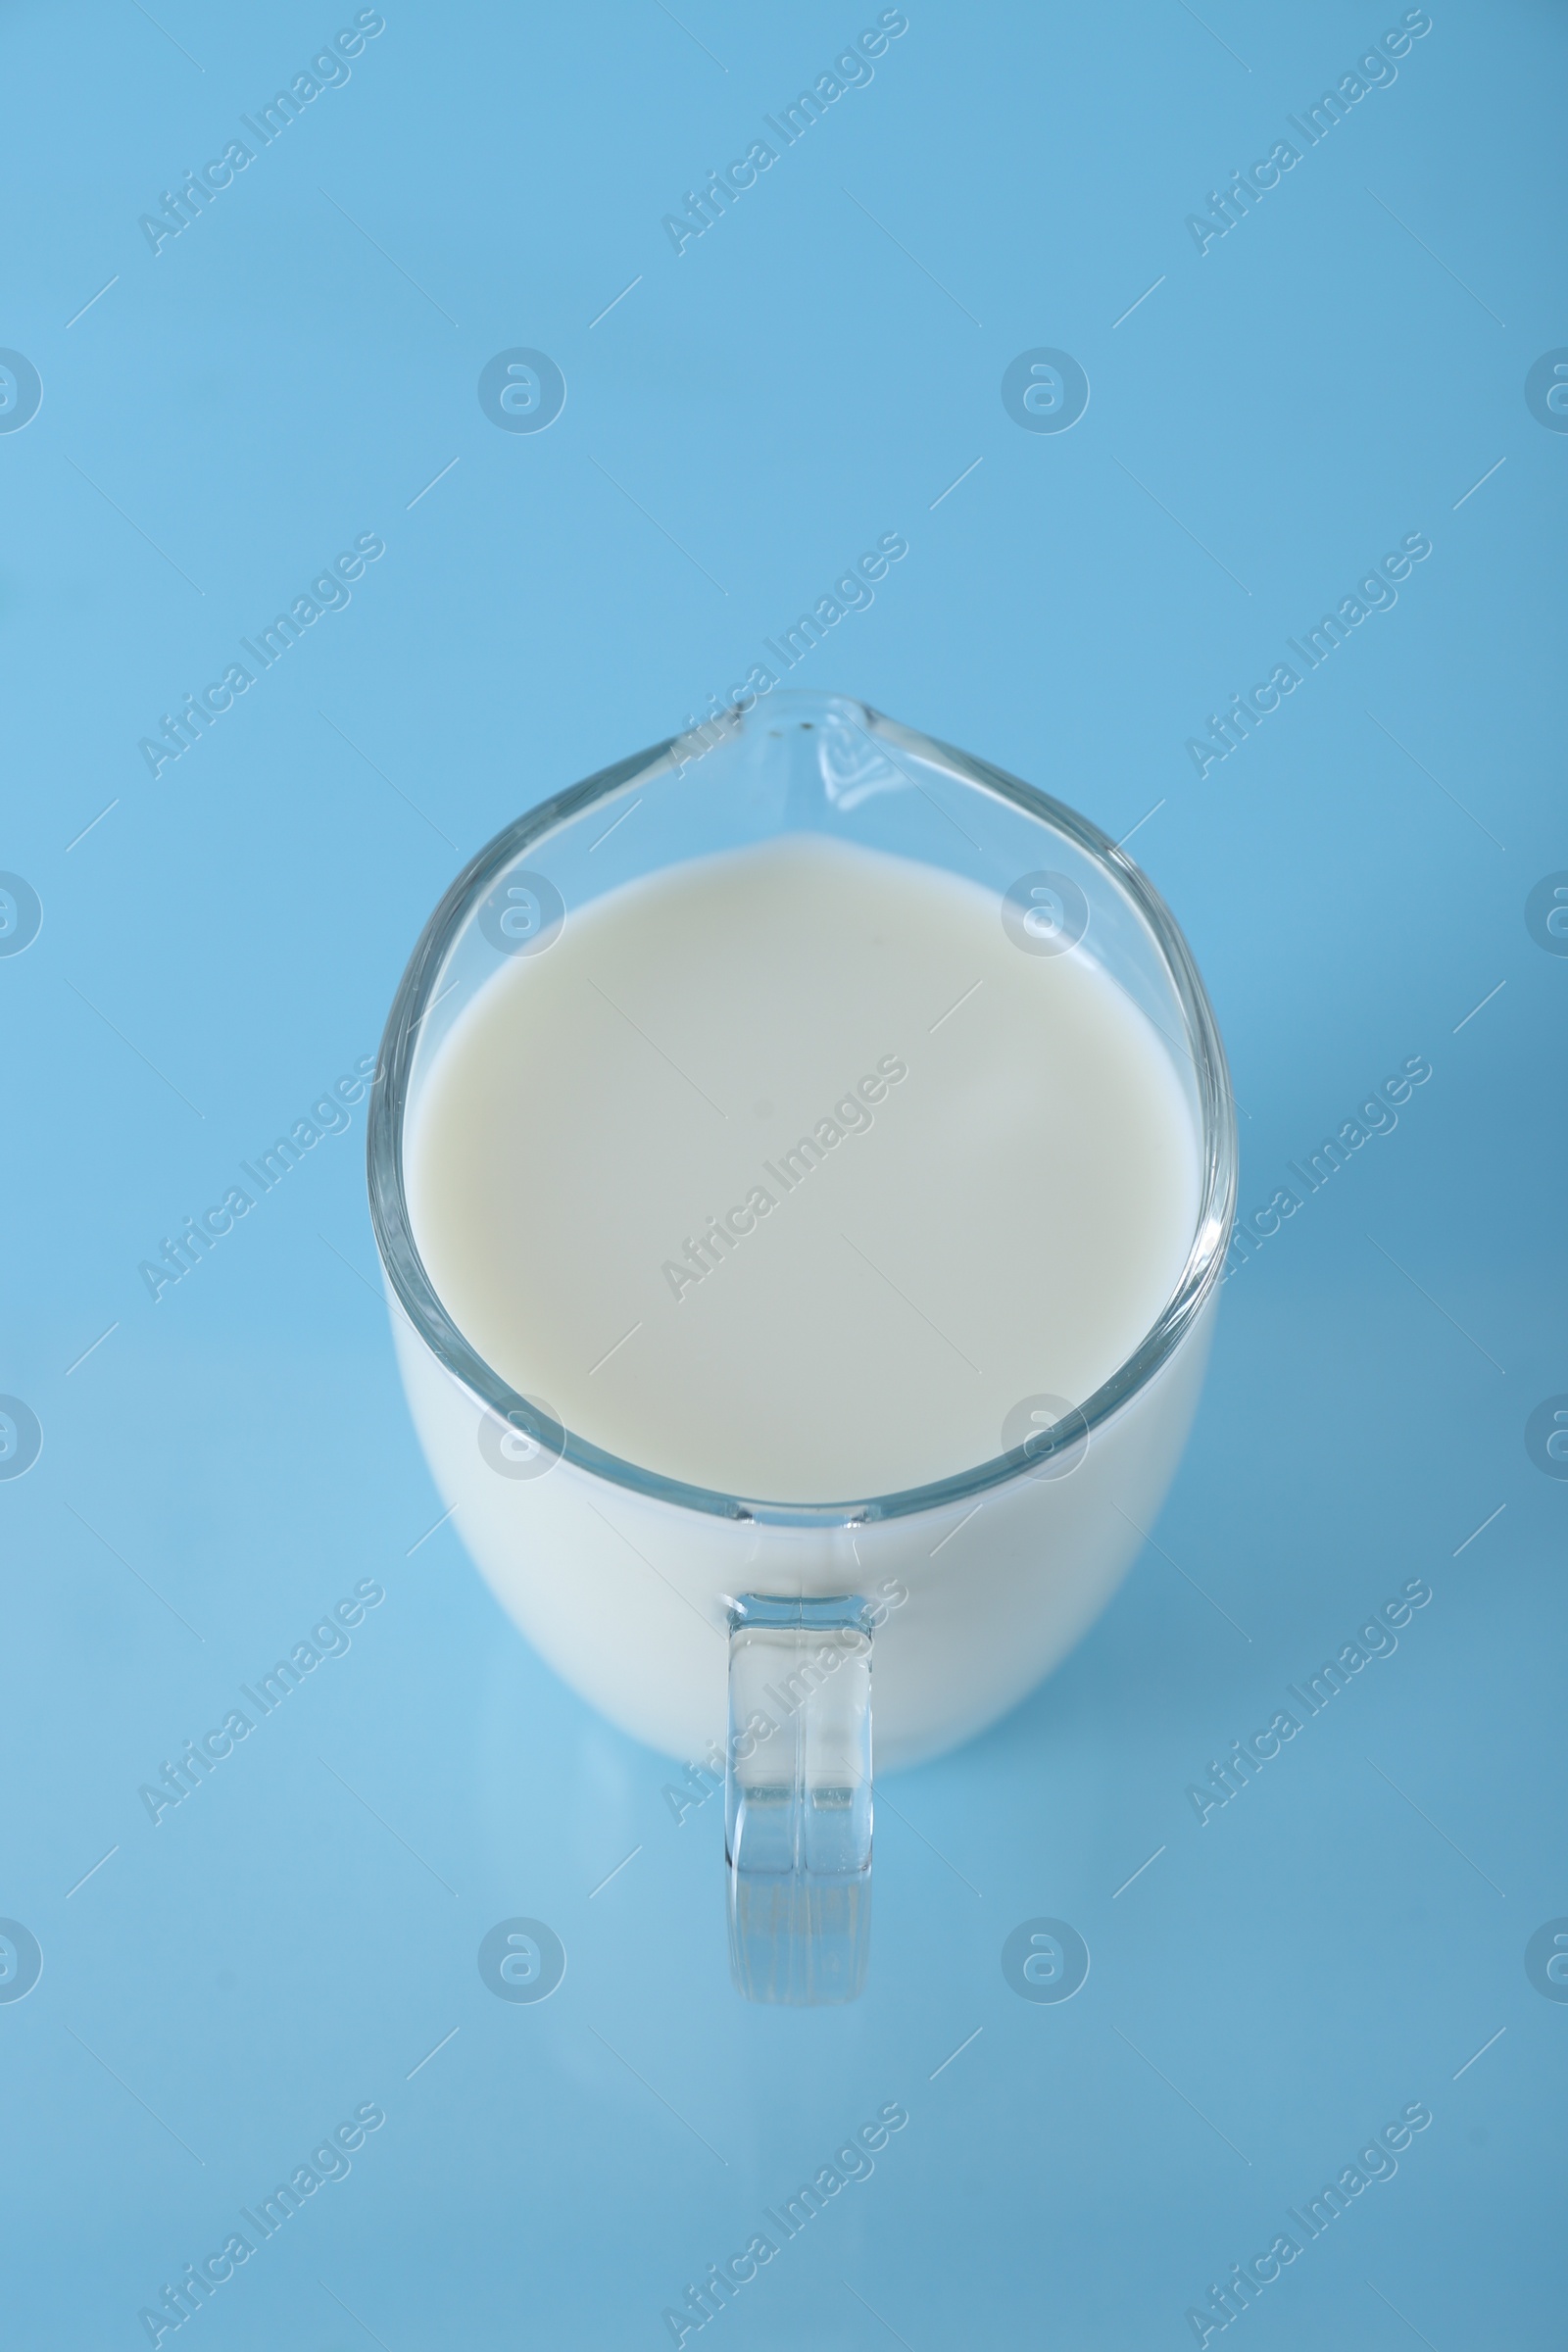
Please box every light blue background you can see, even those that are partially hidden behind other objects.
[1,2,1564,2344]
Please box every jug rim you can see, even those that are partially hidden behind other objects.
[367,692,1238,1528]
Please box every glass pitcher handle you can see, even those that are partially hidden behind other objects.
[724,1594,874,2005]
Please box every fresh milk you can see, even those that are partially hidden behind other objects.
[407,834,1199,1500]
[394,832,1213,1765]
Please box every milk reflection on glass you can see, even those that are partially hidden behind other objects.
[368,693,1236,2003]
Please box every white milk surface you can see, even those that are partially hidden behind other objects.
[406,835,1200,1502]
